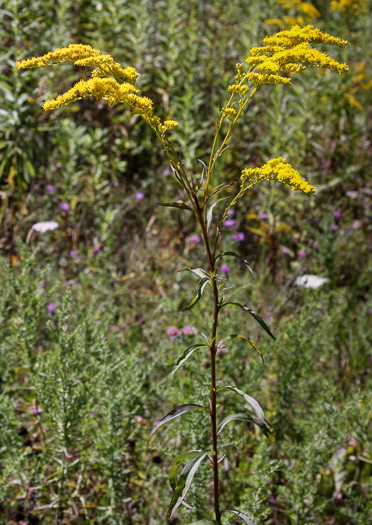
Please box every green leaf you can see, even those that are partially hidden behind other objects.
[167,451,211,518]
[158,201,192,211]
[208,182,236,199]
[218,413,275,441]
[169,451,199,489]
[189,521,219,524]
[217,386,265,424]
[219,333,263,362]
[149,404,209,444]
[178,277,210,312]
[171,344,209,377]
[207,201,218,232]
[221,302,275,340]
[215,251,253,273]
[179,267,210,280]
[227,509,256,524]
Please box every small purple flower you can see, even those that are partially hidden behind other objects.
[70,250,77,258]
[134,415,143,423]
[135,192,144,200]
[259,213,268,220]
[114,180,119,188]
[188,234,201,243]
[183,325,198,335]
[334,210,341,219]
[330,224,339,231]
[232,232,245,242]
[221,266,230,274]
[227,209,235,216]
[47,303,56,313]
[216,343,228,356]
[224,219,236,227]
[46,184,55,192]
[281,247,290,255]
[166,326,182,339]
[92,246,101,255]
[108,326,120,333]
[59,202,70,211]
[162,169,171,176]
[299,251,306,258]
[312,241,319,248]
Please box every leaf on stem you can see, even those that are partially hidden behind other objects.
[208,182,236,199]
[218,333,263,362]
[148,405,209,444]
[169,450,200,490]
[227,509,256,525]
[171,343,209,377]
[178,277,211,312]
[178,267,210,280]
[217,385,265,424]
[167,451,211,518]
[215,251,253,273]
[217,413,275,441]
[221,302,275,340]
[189,521,219,524]
[157,201,192,211]
[207,196,230,232]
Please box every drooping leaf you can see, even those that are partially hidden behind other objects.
[218,333,263,362]
[149,405,209,444]
[171,344,209,377]
[217,385,265,424]
[207,201,219,232]
[208,182,236,199]
[178,277,210,312]
[167,451,211,518]
[221,302,275,340]
[215,251,253,273]
[169,451,199,489]
[158,201,192,211]
[227,509,256,524]
[178,267,210,280]
[217,413,275,441]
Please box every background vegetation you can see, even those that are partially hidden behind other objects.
[0,0,371,523]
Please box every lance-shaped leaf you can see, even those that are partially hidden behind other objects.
[178,277,211,312]
[221,302,275,340]
[178,267,210,280]
[218,413,275,441]
[169,450,200,489]
[207,196,230,232]
[158,201,192,211]
[208,182,236,199]
[217,385,265,424]
[171,343,209,377]
[215,251,253,273]
[227,509,256,525]
[167,451,211,518]
[149,405,209,444]
[219,333,263,362]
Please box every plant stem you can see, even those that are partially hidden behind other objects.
[195,199,221,523]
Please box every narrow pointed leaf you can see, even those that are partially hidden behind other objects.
[158,201,192,211]
[207,201,218,232]
[215,251,253,273]
[218,333,263,362]
[149,405,209,444]
[218,413,275,441]
[228,509,256,525]
[167,451,210,518]
[178,267,210,280]
[221,302,275,340]
[169,451,199,489]
[179,277,210,312]
[208,182,236,199]
[217,385,265,423]
[171,344,209,377]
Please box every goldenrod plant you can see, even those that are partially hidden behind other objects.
[17,25,349,524]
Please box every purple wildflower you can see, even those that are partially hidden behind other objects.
[227,209,235,216]
[166,326,182,339]
[259,213,268,220]
[299,251,306,258]
[46,184,55,192]
[183,325,198,335]
[281,247,290,255]
[224,219,236,227]
[232,232,245,242]
[216,343,228,356]
[135,192,145,200]
[330,225,339,231]
[47,303,56,313]
[312,241,319,248]
[188,234,201,243]
[59,202,70,211]
[134,415,143,423]
[92,246,101,255]
[221,266,230,274]
[163,169,171,176]
[334,210,341,219]
[70,250,77,258]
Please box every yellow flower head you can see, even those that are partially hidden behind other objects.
[16,44,100,69]
[263,24,349,48]
[241,157,316,194]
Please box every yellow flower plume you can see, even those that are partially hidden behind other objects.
[241,158,316,194]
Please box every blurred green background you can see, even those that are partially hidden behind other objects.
[0,0,371,523]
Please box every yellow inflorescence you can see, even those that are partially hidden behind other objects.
[241,158,316,194]
[263,25,349,47]
[16,44,100,69]
[221,107,237,120]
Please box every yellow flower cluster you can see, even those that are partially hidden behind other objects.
[263,25,348,47]
[221,107,237,120]
[16,44,161,120]
[331,0,366,12]
[241,157,316,194]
